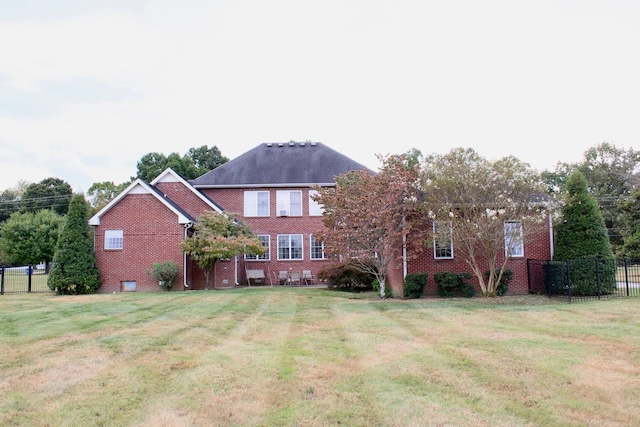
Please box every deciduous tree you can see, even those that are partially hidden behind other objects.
[21,177,73,215]
[619,187,640,258]
[313,154,425,298]
[87,181,130,210]
[180,211,264,290]
[0,209,63,266]
[135,145,229,182]
[0,180,29,223]
[186,145,229,176]
[421,148,550,296]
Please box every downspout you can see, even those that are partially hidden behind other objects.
[183,223,192,289]
[403,234,407,278]
[235,256,239,286]
[548,212,554,259]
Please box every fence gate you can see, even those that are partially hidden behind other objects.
[0,265,51,295]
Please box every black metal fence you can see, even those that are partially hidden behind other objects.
[0,265,51,295]
[528,258,640,303]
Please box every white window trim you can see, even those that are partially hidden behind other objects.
[504,221,524,258]
[310,234,326,260]
[433,221,453,259]
[308,190,323,216]
[246,235,270,261]
[244,191,270,217]
[104,229,123,250]
[277,234,304,260]
[276,190,303,217]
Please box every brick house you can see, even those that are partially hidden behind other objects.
[89,141,553,295]
[89,142,372,292]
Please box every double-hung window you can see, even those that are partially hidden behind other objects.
[244,191,270,217]
[105,230,124,250]
[504,221,524,257]
[310,234,326,259]
[276,190,302,217]
[433,221,453,259]
[278,234,303,260]
[308,190,323,216]
[245,235,270,261]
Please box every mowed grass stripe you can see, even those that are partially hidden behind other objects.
[2,291,640,426]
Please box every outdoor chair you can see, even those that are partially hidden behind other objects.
[278,271,289,286]
[289,271,301,286]
[302,270,314,286]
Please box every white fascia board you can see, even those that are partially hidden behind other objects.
[194,182,337,189]
[152,168,223,213]
[88,179,191,226]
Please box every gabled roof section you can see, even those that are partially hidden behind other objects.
[191,142,374,188]
[88,178,196,226]
[151,168,224,212]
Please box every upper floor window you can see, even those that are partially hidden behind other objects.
[308,190,324,216]
[245,235,270,261]
[433,221,453,259]
[105,229,123,250]
[276,190,302,217]
[278,234,303,260]
[504,221,524,257]
[244,191,270,217]
[310,234,326,259]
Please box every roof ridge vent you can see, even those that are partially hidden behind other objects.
[266,143,272,147]
[300,142,306,147]
[289,142,295,147]
[310,142,317,146]
[278,143,284,147]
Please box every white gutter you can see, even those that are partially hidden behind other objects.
[183,223,192,289]
[402,234,407,279]
[548,213,554,259]
[234,256,239,286]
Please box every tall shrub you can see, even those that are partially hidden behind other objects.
[553,170,615,295]
[404,272,428,299]
[48,195,101,294]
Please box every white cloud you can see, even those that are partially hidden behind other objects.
[0,0,639,193]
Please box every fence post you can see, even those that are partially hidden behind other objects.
[544,261,551,296]
[595,258,601,300]
[27,265,32,293]
[566,260,572,303]
[624,257,630,297]
[1,267,4,295]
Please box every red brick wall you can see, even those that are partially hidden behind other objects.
[93,193,188,293]
[154,182,214,219]
[201,187,335,285]
[388,216,553,297]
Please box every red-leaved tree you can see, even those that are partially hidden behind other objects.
[313,154,426,297]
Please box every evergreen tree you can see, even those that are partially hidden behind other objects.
[554,170,613,260]
[553,170,615,295]
[48,195,101,294]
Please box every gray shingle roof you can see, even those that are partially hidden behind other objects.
[191,142,373,187]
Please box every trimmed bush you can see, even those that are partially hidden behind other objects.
[434,271,475,298]
[148,261,180,291]
[404,272,428,299]
[317,262,375,291]
[545,258,617,296]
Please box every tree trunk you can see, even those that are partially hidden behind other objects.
[205,268,211,290]
[379,279,387,298]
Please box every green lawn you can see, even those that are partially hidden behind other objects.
[1,289,639,426]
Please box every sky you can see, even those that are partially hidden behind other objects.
[1,0,639,194]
